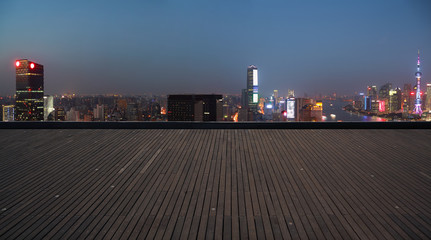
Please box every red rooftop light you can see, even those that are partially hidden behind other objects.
[30,63,35,69]
[16,61,20,67]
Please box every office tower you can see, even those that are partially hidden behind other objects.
[364,95,371,111]
[15,59,44,121]
[55,107,66,121]
[168,94,223,121]
[378,83,391,113]
[426,84,431,111]
[413,50,423,115]
[273,90,278,110]
[241,89,248,108]
[288,89,295,98]
[247,65,258,110]
[379,83,392,100]
[367,86,378,99]
[126,102,139,121]
[371,100,379,113]
[403,83,414,111]
[2,105,15,122]
[43,95,54,121]
[388,88,402,113]
[286,98,295,119]
[93,104,105,121]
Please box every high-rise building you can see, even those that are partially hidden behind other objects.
[43,95,54,121]
[273,90,278,110]
[55,106,66,121]
[403,83,414,111]
[286,98,295,119]
[15,59,44,121]
[168,94,223,121]
[241,89,247,108]
[367,86,378,99]
[246,65,258,110]
[379,83,391,113]
[93,104,105,121]
[413,50,423,115]
[426,83,431,111]
[287,89,295,98]
[2,105,15,122]
[379,83,392,100]
[363,96,370,111]
[389,89,401,113]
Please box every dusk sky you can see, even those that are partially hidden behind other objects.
[1,0,430,97]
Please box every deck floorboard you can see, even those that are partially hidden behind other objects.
[0,129,430,239]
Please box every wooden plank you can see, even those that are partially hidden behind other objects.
[0,129,430,239]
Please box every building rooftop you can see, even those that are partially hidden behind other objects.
[0,128,430,239]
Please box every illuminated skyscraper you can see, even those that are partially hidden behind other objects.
[389,89,402,113]
[246,65,258,110]
[287,89,295,98]
[367,86,378,99]
[15,59,44,121]
[413,50,423,115]
[43,95,54,121]
[2,105,15,122]
[426,83,431,111]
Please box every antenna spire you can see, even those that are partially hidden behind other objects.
[418,49,420,66]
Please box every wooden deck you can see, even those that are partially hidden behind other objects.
[0,129,430,239]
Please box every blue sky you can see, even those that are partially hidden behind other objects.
[0,0,430,97]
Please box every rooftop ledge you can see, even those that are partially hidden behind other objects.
[0,121,431,129]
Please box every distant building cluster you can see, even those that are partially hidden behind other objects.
[1,52,429,122]
[348,52,431,120]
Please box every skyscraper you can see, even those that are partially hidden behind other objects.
[246,65,258,110]
[379,83,392,100]
[389,89,401,113]
[413,50,423,115]
[287,89,295,98]
[426,83,431,111]
[2,105,15,122]
[15,59,44,121]
[379,83,392,113]
[43,95,54,121]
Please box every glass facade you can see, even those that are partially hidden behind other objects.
[247,65,258,109]
[15,59,44,121]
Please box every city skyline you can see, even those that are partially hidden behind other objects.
[1,0,430,96]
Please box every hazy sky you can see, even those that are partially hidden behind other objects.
[0,0,430,97]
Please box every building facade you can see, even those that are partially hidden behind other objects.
[246,65,258,111]
[43,95,54,121]
[168,94,223,121]
[2,105,15,122]
[426,83,431,111]
[15,59,44,121]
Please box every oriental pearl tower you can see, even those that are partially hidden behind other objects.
[413,50,423,115]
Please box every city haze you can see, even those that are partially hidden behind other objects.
[0,0,430,96]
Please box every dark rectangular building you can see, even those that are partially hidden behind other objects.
[15,59,44,121]
[168,94,223,121]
